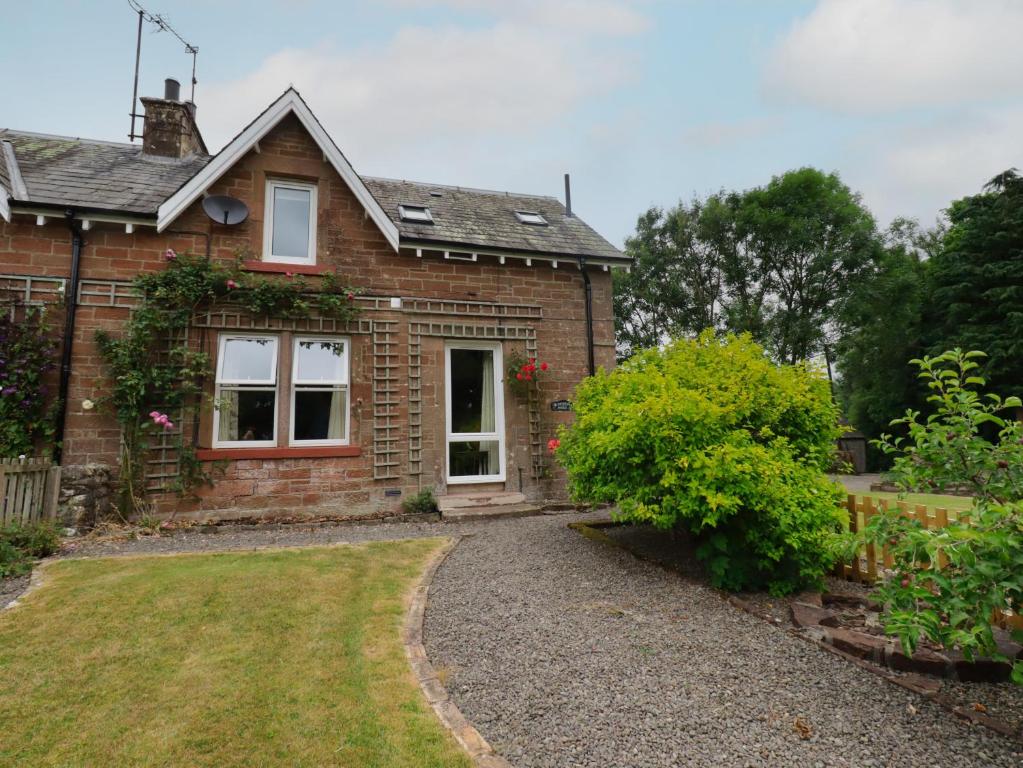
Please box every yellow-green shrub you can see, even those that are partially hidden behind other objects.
[559,332,845,594]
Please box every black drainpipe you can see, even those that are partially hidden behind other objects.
[578,257,595,377]
[53,210,85,463]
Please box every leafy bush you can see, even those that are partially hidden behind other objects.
[401,488,438,515]
[0,303,60,457]
[867,349,1023,682]
[558,332,845,595]
[0,521,60,578]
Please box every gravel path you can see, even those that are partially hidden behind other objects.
[13,513,1023,766]
[424,515,1023,767]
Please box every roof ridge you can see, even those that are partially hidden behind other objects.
[3,129,138,150]
[362,175,562,204]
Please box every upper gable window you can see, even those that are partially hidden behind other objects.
[515,211,547,226]
[398,205,433,224]
[263,179,317,264]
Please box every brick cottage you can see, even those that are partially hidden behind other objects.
[0,81,627,521]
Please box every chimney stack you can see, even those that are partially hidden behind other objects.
[564,173,573,217]
[140,77,206,159]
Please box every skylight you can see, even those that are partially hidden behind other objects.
[515,211,547,226]
[398,204,433,223]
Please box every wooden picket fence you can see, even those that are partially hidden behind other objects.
[0,457,61,526]
[837,493,1022,630]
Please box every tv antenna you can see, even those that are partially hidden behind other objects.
[127,0,199,142]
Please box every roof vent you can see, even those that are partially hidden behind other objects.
[429,190,443,197]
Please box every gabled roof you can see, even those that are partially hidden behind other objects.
[0,129,209,216]
[157,88,400,251]
[363,177,625,262]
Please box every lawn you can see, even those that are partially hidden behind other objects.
[0,539,471,768]
[846,490,974,515]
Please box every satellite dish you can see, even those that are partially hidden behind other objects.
[203,195,249,226]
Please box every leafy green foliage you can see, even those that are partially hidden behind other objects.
[97,252,360,516]
[867,349,1023,683]
[835,219,940,469]
[927,170,1023,400]
[0,303,60,458]
[400,488,438,515]
[0,521,60,577]
[558,332,845,595]
[613,168,882,364]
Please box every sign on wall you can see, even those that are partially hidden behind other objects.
[550,399,572,412]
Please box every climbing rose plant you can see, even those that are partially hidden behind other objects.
[867,349,1023,683]
[0,303,59,458]
[96,251,361,516]
[557,332,845,595]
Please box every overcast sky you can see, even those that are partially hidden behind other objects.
[3,0,1020,248]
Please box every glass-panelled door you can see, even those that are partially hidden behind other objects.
[445,342,505,484]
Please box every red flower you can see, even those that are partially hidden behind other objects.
[226,279,238,290]
[529,358,536,364]
[516,372,524,381]
[524,374,532,381]
[347,292,355,300]
[547,438,560,454]
[540,362,549,371]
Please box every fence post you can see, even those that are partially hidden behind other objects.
[42,465,62,521]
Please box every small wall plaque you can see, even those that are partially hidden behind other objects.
[384,488,402,497]
[550,399,572,412]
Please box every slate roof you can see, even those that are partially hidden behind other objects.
[362,177,624,261]
[0,130,209,215]
[0,125,625,261]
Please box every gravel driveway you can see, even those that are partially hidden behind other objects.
[19,512,1023,767]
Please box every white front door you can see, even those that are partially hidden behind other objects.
[445,342,505,484]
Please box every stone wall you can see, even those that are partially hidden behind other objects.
[58,464,115,530]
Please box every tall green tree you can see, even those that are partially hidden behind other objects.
[614,201,723,358]
[614,169,882,364]
[835,218,938,467]
[927,169,1023,400]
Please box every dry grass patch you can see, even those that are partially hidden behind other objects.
[0,539,471,768]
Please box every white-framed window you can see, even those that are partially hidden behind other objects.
[290,336,350,446]
[514,210,547,226]
[213,334,279,447]
[263,179,318,264]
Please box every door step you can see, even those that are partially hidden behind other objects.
[437,491,540,521]
[440,502,541,522]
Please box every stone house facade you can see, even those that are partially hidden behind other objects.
[0,83,627,521]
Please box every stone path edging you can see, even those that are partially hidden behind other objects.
[2,556,57,612]
[404,536,514,768]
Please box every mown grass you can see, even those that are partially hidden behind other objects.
[0,539,471,768]
[844,489,974,515]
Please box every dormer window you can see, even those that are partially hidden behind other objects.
[263,179,317,264]
[515,211,547,226]
[399,204,433,223]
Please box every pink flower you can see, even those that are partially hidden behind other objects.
[164,249,177,261]
[286,271,294,278]
[226,279,238,290]
[547,438,560,454]
[164,421,174,431]
[149,410,160,419]
[156,414,169,425]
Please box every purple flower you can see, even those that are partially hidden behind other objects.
[1,386,15,396]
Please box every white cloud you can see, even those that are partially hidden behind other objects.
[848,106,1023,225]
[198,3,644,164]
[766,0,1023,112]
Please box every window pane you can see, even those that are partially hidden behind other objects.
[217,389,276,442]
[449,440,500,477]
[295,339,345,383]
[293,388,346,442]
[220,337,276,382]
[450,348,495,433]
[272,186,311,259]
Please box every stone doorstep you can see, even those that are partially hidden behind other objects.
[441,503,542,522]
[436,491,527,511]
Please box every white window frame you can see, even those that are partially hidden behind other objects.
[289,335,351,447]
[213,333,279,448]
[514,210,547,226]
[444,341,506,484]
[262,178,318,265]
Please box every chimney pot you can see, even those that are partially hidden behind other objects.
[164,78,181,101]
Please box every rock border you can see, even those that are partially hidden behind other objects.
[403,536,513,768]
[570,519,1023,745]
[1,557,56,612]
